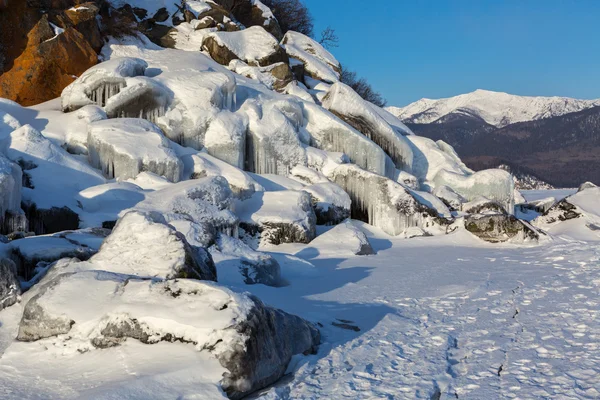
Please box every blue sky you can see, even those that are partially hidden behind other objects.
[303,0,600,106]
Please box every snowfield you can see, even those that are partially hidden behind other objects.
[1,1,600,399]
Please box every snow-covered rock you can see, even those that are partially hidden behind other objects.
[307,220,375,256]
[88,119,183,182]
[213,234,281,286]
[304,182,351,225]
[186,152,262,199]
[328,164,449,236]
[534,187,600,230]
[433,169,515,216]
[0,258,20,310]
[388,89,600,127]
[202,26,287,67]
[282,31,340,84]
[203,111,247,169]
[406,136,472,184]
[64,105,108,154]
[465,214,537,243]
[323,82,414,173]
[81,210,217,280]
[578,181,597,192]
[237,190,317,246]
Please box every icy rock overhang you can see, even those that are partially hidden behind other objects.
[87,118,183,182]
[202,26,288,67]
[243,98,308,175]
[281,31,341,84]
[433,169,515,216]
[61,57,149,112]
[406,135,473,184]
[327,164,450,236]
[322,82,414,174]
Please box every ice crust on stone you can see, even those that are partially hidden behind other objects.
[203,111,247,169]
[306,220,375,256]
[88,119,183,182]
[322,82,414,173]
[301,102,390,178]
[65,106,108,154]
[433,185,466,211]
[0,154,22,227]
[303,182,351,225]
[61,57,149,112]
[282,31,340,83]
[283,81,315,103]
[327,164,445,236]
[434,169,515,216]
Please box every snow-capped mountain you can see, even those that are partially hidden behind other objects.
[387,89,600,127]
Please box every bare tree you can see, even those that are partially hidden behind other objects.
[261,0,314,36]
[318,26,339,49]
[340,66,387,108]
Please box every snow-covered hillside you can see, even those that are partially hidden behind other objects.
[1,1,599,399]
[388,89,600,127]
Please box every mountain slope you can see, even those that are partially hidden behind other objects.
[388,89,600,127]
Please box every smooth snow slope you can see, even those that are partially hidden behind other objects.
[388,89,600,127]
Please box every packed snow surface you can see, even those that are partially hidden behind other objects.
[388,89,600,127]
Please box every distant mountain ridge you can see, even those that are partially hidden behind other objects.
[388,90,600,188]
[387,89,600,128]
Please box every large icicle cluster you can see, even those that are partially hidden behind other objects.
[328,164,446,236]
[88,119,183,182]
[322,82,414,173]
[0,153,22,232]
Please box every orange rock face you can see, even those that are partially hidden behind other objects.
[0,2,100,106]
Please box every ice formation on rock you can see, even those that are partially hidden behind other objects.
[61,57,149,112]
[104,76,171,123]
[64,105,107,154]
[243,99,307,175]
[328,164,447,236]
[281,31,341,83]
[237,190,317,246]
[203,111,247,169]
[432,185,466,211]
[322,82,414,173]
[88,118,183,182]
[433,169,515,216]
[301,102,390,177]
[0,154,23,233]
[0,258,21,311]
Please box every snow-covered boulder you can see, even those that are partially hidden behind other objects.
[328,164,449,236]
[3,125,106,234]
[307,220,375,256]
[465,214,537,243]
[462,197,508,215]
[396,170,419,189]
[323,82,414,173]
[64,105,108,154]
[131,176,239,239]
[535,187,600,228]
[16,270,319,399]
[61,57,149,112]
[213,234,281,286]
[304,182,351,225]
[406,136,472,184]
[228,59,294,91]
[237,190,317,246]
[88,119,183,182]
[433,169,515,216]
[0,258,20,310]
[203,111,247,169]
[243,98,307,175]
[79,211,217,281]
[202,26,288,67]
[301,102,391,178]
[281,31,341,83]
[9,235,97,281]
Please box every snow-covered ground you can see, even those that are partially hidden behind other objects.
[1,211,599,399]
